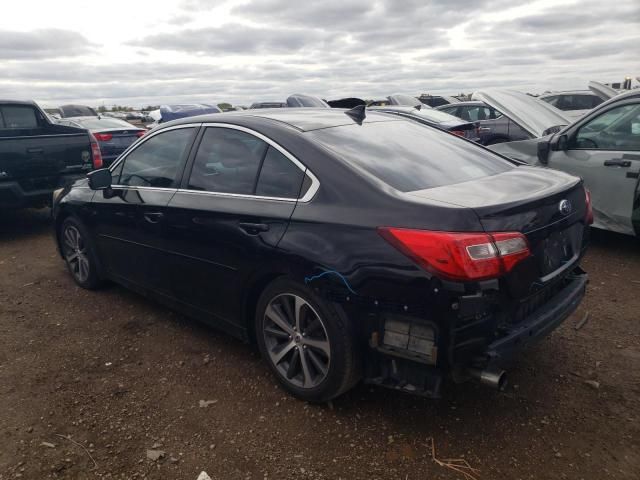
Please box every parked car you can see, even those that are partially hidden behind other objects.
[249,102,287,109]
[418,94,461,108]
[56,116,145,168]
[286,94,330,108]
[538,90,604,120]
[368,105,480,142]
[59,104,98,118]
[53,107,590,401]
[478,89,640,237]
[145,104,223,129]
[437,100,530,145]
[0,100,98,209]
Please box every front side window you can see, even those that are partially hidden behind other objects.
[115,127,195,187]
[0,106,39,129]
[574,103,640,151]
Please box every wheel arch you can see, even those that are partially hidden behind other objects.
[242,271,287,344]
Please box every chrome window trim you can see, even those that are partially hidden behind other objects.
[108,122,320,203]
[174,188,296,203]
[107,185,177,193]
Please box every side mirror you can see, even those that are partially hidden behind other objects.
[87,168,112,190]
[537,139,551,165]
[550,133,568,152]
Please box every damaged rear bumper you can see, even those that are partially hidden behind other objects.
[485,271,588,363]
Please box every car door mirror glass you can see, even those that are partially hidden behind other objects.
[87,168,112,190]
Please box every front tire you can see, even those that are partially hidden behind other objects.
[255,278,361,402]
[60,217,103,289]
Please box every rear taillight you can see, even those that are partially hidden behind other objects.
[88,133,103,169]
[136,131,146,138]
[379,228,530,281]
[450,130,465,137]
[584,187,594,225]
[93,133,113,141]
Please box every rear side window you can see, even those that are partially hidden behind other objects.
[311,121,514,192]
[188,127,267,194]
[255,147,305,198]
[114,127,195,187]
[0,106,39,129]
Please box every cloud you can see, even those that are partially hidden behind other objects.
[0,29,96,60]
[1,0,638,106]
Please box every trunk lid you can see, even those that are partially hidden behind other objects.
[473,89,571,138]
[408,166,587,290]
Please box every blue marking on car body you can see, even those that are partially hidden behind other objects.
[304,269,356,295]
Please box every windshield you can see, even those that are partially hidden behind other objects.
[311,120,514,192]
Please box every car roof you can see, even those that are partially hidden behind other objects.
[593,88,640,109]
[437,101,485,107]
[0,100,39,107]
[539,90,597,97]
[163,107,400,132]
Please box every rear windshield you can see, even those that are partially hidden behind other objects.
[75,118,135,129]
[310,120,514,192]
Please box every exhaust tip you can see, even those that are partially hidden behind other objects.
[468,368,508,391]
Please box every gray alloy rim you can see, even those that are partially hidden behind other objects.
[62,225,90,283]
[263,293,331,389]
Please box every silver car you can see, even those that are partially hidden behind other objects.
[478,89,640,237]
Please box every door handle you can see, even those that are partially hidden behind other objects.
[604,159,631,167]
[143,212,164,224]
[27,147,44,154]
[238,222,269,234]
[478,127,492,132]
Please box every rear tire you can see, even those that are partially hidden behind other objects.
[60,217,103,290]
[255,278,361,402]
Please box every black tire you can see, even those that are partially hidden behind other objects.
[59,217,103,289]
[255,277,361,402]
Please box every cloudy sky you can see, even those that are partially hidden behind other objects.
[1,0,638,108]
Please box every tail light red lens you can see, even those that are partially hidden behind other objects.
[450,130,465,137]
[88,133,103,169]
[378,228,530,281]
[93,133,113,142]
[584,187,594,225]
[136,131,146,138]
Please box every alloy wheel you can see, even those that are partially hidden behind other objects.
[62,225,91,283]
[263,293,331,389]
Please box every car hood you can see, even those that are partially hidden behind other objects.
[588,81,619,100]
[473,89,570,138]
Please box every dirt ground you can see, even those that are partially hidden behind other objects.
[0,209,638,480]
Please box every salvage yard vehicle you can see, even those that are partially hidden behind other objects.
[59,104,98,118]
[0,100,98,209]
[369,105,480,142]
[479,89,640,237]
[538,90,604,120]
[56,116,145,168]
[436,100,529,145]
[53,107,590,401]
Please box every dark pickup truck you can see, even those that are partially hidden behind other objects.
[0,100,97,209]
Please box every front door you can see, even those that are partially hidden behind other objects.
[164,125,310,334]
[89,125,197,293]
[548,101,640,235]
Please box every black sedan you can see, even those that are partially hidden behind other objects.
[57,116,145,167]
[53,108,590,401]
[368,105,480,142]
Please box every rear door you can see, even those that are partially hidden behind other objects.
[163,124,311,334]
[547,99,640,235]
[89,125,197,293]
